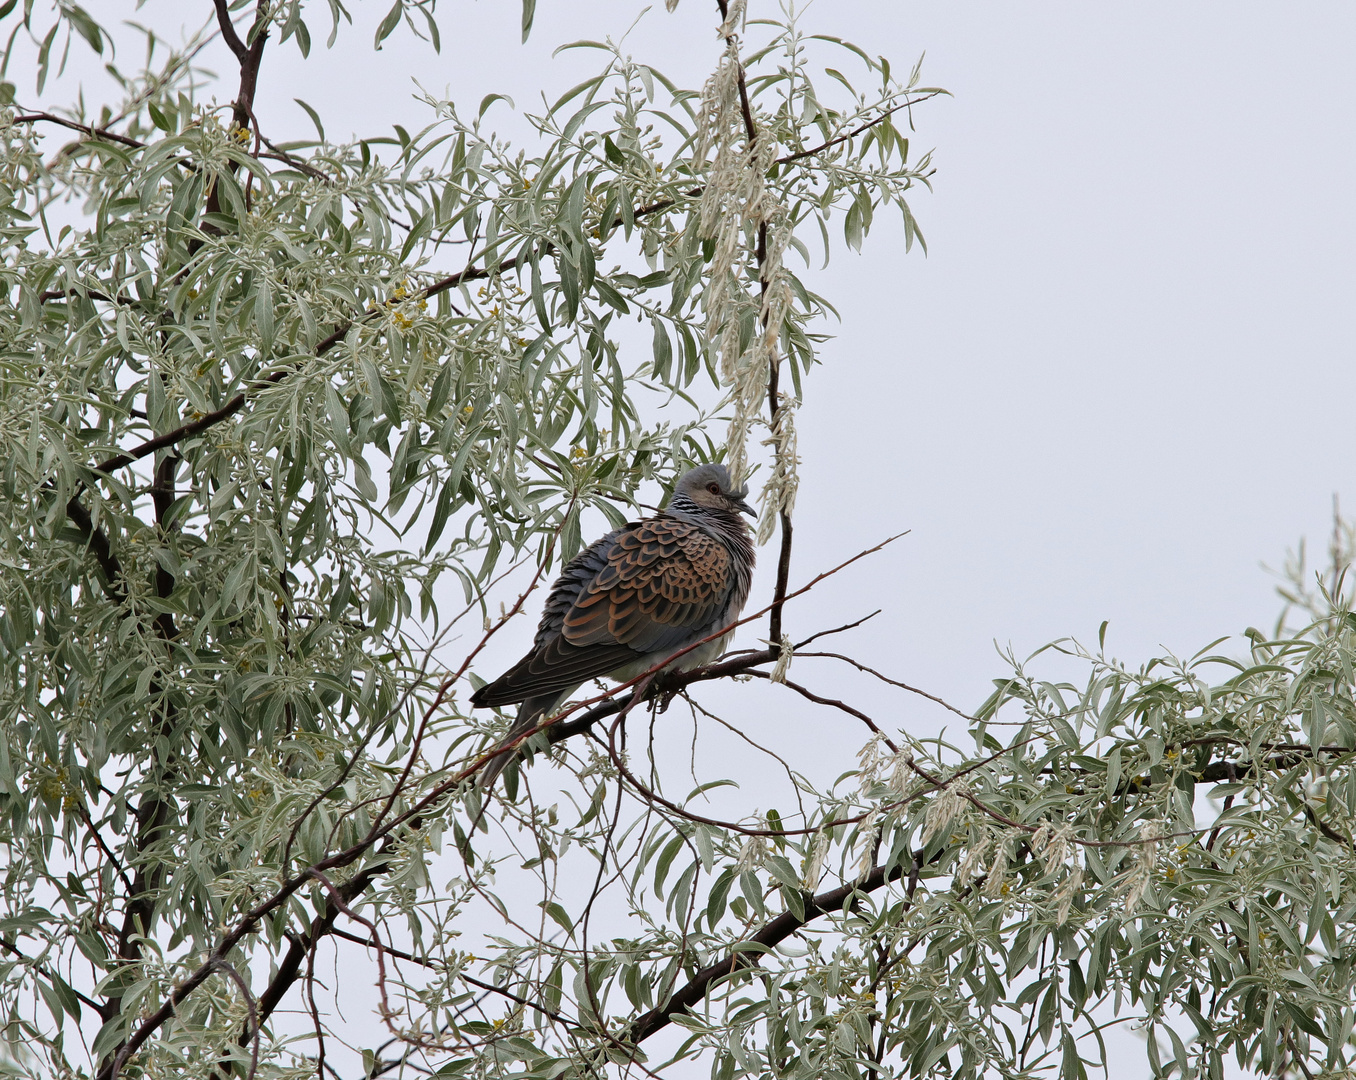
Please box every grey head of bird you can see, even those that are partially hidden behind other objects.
[667,463,757,521]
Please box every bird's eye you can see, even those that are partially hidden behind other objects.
[706,483,721,495]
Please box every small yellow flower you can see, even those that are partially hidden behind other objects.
[570,447,587,461]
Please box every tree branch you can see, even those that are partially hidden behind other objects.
[777,91,946,166]
[12,112,145,149]
[625,856,914,1045]
[212,0,249,62]
[0,937,103,1012]
[215,861,390,1078]
[62,497,125,602]
[92,247,533,477]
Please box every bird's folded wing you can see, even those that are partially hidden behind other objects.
[561,518,731,653]
[470,638,636,706]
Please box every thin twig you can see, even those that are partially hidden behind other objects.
[12,111,145,148]
[777,91,947,165]
[624,857,910,1044]
[210,959,261,1080]
[799,651,981,723]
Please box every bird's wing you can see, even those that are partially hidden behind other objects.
[469,635,636,707]
[560,516,732,654]
[470,517,732,708]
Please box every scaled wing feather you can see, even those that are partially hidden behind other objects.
[561,518,731,653]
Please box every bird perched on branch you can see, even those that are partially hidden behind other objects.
[471,463,756,791]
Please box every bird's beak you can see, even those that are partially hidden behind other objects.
[734,491,757,517]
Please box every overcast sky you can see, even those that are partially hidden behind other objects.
[168,0,1356,719]
[19,2,1356,1075]
[36,0,1352,722]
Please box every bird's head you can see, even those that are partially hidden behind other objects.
[671,463,756,518]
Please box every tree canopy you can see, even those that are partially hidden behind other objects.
[1,3,1354,1079]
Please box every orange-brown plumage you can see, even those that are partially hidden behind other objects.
[470,463,756,790]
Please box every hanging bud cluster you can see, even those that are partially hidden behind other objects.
[693,0,799,531]
[1121,819,1163,916]
[920,779,970,845]
[769,632,794,683]
[1032,822,1082,925]
[955,825,992,890]
[1030,823,1074,874]
[855,734,890,796]
[757,390,799,546]
[982,833,1015,899]
[736,830,768,871]
[1053,860,1085,926]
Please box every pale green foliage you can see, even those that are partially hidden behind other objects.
[0,3,1352,1080]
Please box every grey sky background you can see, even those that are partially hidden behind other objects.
[41,0,1349,736]
[17,1,1356,1075]
[203,0,1356,722]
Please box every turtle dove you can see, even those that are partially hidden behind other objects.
[472,463,756,790]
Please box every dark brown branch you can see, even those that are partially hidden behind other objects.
[104,449,182,1033]
[214,0,269,133]
[545,648,778,745]
[62,497,125,602]
[93,247,531,477]
[209,959,260,1080]
[792,610,881,648]
[625,857,911,1044]
[714,5,794,645]
[765,359,793,644]
[799,651,981,723]
[212,0,250,61]
[328,924,577,1033]
[777,91,946,166]
[75,803,135,897]
[12,112,145,149]
[258,147,331,181]
[751,671,899,753]
[460,976,575,1029]
[1303,804,1351,850]
[40,286,139,306]
[1196,749,1356,785]
[219,862,389,1077]
[113,852,390,1080]
[0,937,103,1012]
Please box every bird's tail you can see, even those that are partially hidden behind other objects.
[477,693,560,793]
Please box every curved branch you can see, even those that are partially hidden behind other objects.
[625,856,916,1045]
[777,91,947,166]
[92,247,533,476]
[12,112,145,149]
[212,0,249,61]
